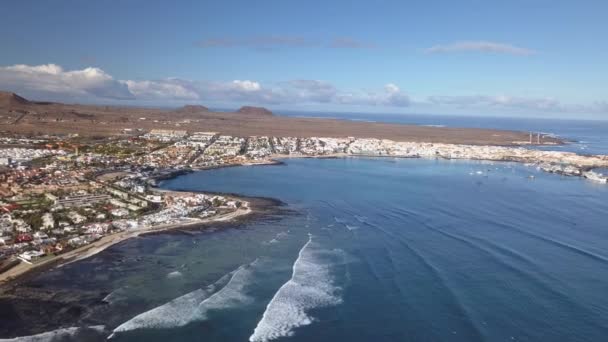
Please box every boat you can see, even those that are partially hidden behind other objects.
[583,170,608,184]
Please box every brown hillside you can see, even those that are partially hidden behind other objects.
[0,91,30,108]
[237,106,273,116]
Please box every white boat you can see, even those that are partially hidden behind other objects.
[583,170,608,184]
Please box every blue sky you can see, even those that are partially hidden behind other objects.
[0,0,606,118]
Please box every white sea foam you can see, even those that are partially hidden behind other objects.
[249,236,344,342]
[264,231,289,245]
[111,261,257,337]
[166,271,183,279]
[345,224,359,231]
[0,326,106,342]
[195,261,256,318]
[102,286,130,305]
[334,217,346,224]
[354,215,367,223]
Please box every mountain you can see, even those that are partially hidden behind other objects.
[0,91,31,108]
[175,105,209,113]
[237,106,273,116]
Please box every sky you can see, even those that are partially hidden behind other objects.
[0,0,606,119]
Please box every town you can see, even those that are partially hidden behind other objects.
[1,129,608,278]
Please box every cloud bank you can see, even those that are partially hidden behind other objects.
[0,64,134,100]
[0,63,605,115]
[427,95,607,114]
[0,64,409,108]
[426,41,535,55]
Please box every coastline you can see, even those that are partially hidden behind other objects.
[0,191,286,339]
[2,141,606,286]
[0,145,606,339]
[0,198,252,286]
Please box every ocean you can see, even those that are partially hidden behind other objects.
[2,115,608,342]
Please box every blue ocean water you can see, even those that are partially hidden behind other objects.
[72,157,605,342]
[6,114,608,341]
[278,111,608,155]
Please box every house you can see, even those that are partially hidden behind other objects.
[145,195,163,203]
[15,234,32,243]
[18,250,45,261]
[41,212,55,230]
[33,231,49,239]
[67,211,86,224]
[68,237,84,247]
[111,208,129,218]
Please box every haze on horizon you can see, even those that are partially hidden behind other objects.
[0,0,606,120]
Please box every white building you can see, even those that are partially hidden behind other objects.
[41,213,55,230]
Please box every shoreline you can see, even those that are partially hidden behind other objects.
[0,145,606,338]
[2,142,606,285]
[0,198,252,286]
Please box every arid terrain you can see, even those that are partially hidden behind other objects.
[0,91,559,145]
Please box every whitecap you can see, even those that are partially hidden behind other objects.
[249,236,344,342]
[111,261,257,337]
[354,215,367,223]
[166,271,183,279]
[264,231,288,245]
[345,225,359,231]
[102,286,130,305]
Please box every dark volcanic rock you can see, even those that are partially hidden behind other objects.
[0,286,107,338]
[237,106,273,116]
[175,104,209,113]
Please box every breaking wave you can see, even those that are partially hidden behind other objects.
[111,261,258,337]
[264,231,289,245]
[249,236,344,342]
[166,271,183,279]
[102,286,129,305]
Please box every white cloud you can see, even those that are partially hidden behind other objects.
[196,36,375,50]
[196,36,318,49]
[336,83,410,107]
[123,79,199,100]
[0,64,134,100]
[283,80,337,103]
[231,80,261,92]
[427,94,608,114]
[0,63,408,107]
[384,83,400,94]
[425,41,535,55]
[2,63,605,116]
